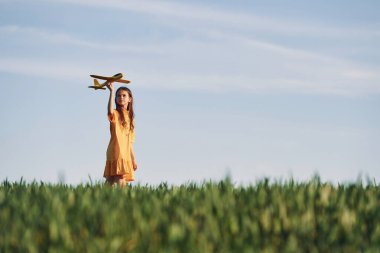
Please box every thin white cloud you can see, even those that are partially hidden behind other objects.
[0,25,164,54]
[1,1,379,96]
[1,37,379,96]
[45,0,380,39]
[0,58,90,80]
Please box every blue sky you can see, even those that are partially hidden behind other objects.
[0,0,379,185]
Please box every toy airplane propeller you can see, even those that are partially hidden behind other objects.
[88,73,131,90]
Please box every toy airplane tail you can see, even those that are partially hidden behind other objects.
[94,79,101,87]
[94,79,109,88]
[88,79,106,90]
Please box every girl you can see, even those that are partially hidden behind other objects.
[103,82,137,186]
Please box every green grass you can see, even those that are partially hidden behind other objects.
[1,177,379,252]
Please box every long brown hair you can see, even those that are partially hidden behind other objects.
[115,86,135,131]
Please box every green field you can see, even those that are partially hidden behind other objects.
[1,177,379,252]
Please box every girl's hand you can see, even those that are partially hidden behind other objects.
[132,160,138,171]
[106,81,114,92]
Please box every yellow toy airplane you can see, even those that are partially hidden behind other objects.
[88,73,131,90]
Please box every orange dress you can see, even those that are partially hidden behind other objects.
[103,109,135,181]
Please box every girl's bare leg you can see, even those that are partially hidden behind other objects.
[105,176,122,186]
[115,176,129,187]
[105,175,130,187]
[105,175,129,187]
[105,176,115,186]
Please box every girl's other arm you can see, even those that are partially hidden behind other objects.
[131,146,137,170]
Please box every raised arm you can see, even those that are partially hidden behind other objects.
[106,82,114,116]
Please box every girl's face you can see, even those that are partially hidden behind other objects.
[116,90,131,108]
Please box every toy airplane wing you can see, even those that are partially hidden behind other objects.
[90,73,130,84]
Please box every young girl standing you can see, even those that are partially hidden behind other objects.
[103,82,137,186]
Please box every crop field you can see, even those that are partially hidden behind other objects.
[1,177,379,253]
